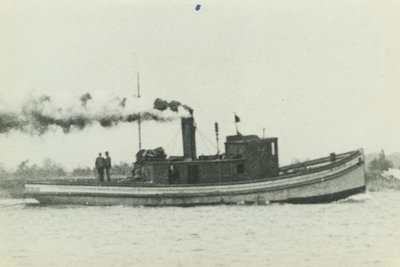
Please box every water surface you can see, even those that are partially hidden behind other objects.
[1,191,399,267]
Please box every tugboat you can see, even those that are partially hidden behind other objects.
[24,110,366,206]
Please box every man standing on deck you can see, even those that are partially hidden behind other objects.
[95,153,105,182]
[105,151,112,183]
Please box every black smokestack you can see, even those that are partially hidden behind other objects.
[181,110,196,160]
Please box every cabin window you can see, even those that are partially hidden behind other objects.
[271,142,276,155]
[237,164,245,174]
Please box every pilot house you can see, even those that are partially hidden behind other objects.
[134,113,279,185]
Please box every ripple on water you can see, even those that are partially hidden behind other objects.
[0,191,399,267]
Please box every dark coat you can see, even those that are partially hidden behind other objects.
[105,156,112,168]
[95,157,105,169]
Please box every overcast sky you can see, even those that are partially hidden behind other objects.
[1,0,399,170]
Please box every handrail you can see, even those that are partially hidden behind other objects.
[279,150,357,171]
[25,150,362,188]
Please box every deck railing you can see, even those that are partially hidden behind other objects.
[25,150,363,188]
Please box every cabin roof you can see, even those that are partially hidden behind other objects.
[143,158,245,166]
[225,134,277,143]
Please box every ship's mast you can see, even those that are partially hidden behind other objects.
[215,122,220,156]
[137,72,142,151]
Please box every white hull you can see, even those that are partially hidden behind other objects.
[25,153,366,206]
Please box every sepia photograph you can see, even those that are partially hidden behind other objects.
[0,0,399,266]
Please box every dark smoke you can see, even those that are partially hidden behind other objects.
[0,93,192,135]
[0,113,26,133]
[80,93,92,107]
[120,97,127,107]
[153,98,192,114]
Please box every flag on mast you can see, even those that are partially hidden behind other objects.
[234,113,240,134]
[234,114,240,123]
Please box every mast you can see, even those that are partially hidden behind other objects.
[234,113,240,134]
[215,122,220,156]
[137,72,142,151]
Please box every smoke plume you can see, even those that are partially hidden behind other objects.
[153,98,193,114]
[0,92,192,135]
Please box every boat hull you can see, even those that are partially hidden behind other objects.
[25,153,366,206]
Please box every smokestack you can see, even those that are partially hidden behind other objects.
[181,111,197,160]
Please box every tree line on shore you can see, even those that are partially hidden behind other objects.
[367,150,394,174]
[0,159,132,179]
[0,150,397,180]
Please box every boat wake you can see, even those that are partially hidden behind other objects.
[337,193,371,204]
[0,198,39,209]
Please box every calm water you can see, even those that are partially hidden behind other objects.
[0,191,399,267]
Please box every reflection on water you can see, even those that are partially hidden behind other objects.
[0,191,399,267]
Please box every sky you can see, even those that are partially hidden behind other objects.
[0,0,399,170]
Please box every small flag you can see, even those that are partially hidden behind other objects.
[234,114,240,123]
